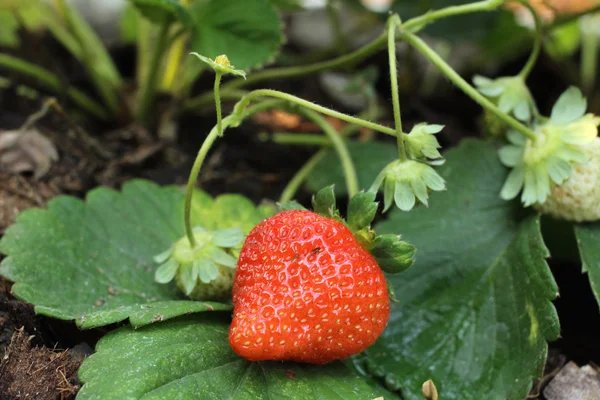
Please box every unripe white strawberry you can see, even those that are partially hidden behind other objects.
[534,137,600,222]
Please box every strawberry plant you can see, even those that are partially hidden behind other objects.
[2,1,600,399]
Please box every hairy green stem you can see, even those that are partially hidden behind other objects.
[403,0,503,32]
[0,53,109,120]
[296,108,359,198]
[387,16,407,161]
[234,89,396,136]
[268,133,334,147]
[401,31,538,141]
[279,150,329,203]
[183,99,287,246]
[183,33,388,111]
[516,0,542,79]
[214,72,223,136]
[137,22,170,125]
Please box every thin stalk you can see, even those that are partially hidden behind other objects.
[387,16,407,161]
[279,149,329,203]
[184,99,286,246]
[401,32,538,141]
[137,22,170,125]
[297,108,359,198]
[268,133,333,147]
[403,0,504,32]
[516,0,542,79]
[214,73,223,136]
[0,53,109,120]
[183,32,388,111]
[234,89,397,136]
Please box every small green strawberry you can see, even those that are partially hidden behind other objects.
[534,137,600,222]
[153,227,244,301]
[228,188,415,364]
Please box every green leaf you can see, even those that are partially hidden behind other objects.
[574,222,600,308]
[347,191,377,232]
[190,0,283,70]
[362,139,559,399]
[77,315,395,400]
[551,86,587,125]
[307,141,398,196]
[369,234,415,274]
[312,186,337,218]
[0,180,273,329]
[278,200,308,211]
[129,0,194,27]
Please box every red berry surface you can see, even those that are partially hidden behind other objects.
[229,210,390,364]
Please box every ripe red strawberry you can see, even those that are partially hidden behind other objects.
[228,209,390,364]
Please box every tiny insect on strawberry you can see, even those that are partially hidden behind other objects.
[229,209,391,364]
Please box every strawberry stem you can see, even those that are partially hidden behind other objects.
[515,0,542,80]
[401,31,539,142]
[387,15,407,162]
[183,100,287,247]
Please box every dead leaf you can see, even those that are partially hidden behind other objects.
[0,128,59,179]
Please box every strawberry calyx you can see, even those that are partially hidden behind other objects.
[153,226,244,300]
[278,185,416,275]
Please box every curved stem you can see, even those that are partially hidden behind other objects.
[516,0,542,79]
[296,108,359,198]
[279,150,329,203]
[183,33,388,111]
[402,31,538,141]
[387,16,407,161]
[183,99,287,246]
[234,89,396,136]
[268,133,333,147]
[214,72,223,136]
[403,0,503,32]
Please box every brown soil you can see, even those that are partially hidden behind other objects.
[0,328,83,400]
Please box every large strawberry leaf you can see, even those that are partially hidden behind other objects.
[0,180,273,329]
[574,222,600,308]
[189,0,283,70]
[362,139,559,399]
[77,314,395,400]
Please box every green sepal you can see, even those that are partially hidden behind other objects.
[550,86,587,125]
[347,191,377,232]
[277,201,308,212]
[129,0,194,27]
[369,234,416,274]
[312,185,338,218]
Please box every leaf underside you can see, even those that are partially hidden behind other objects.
[77,314,395,400]
[574,222,600,309]
[0,180,273,329]
[362,140,559,399]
